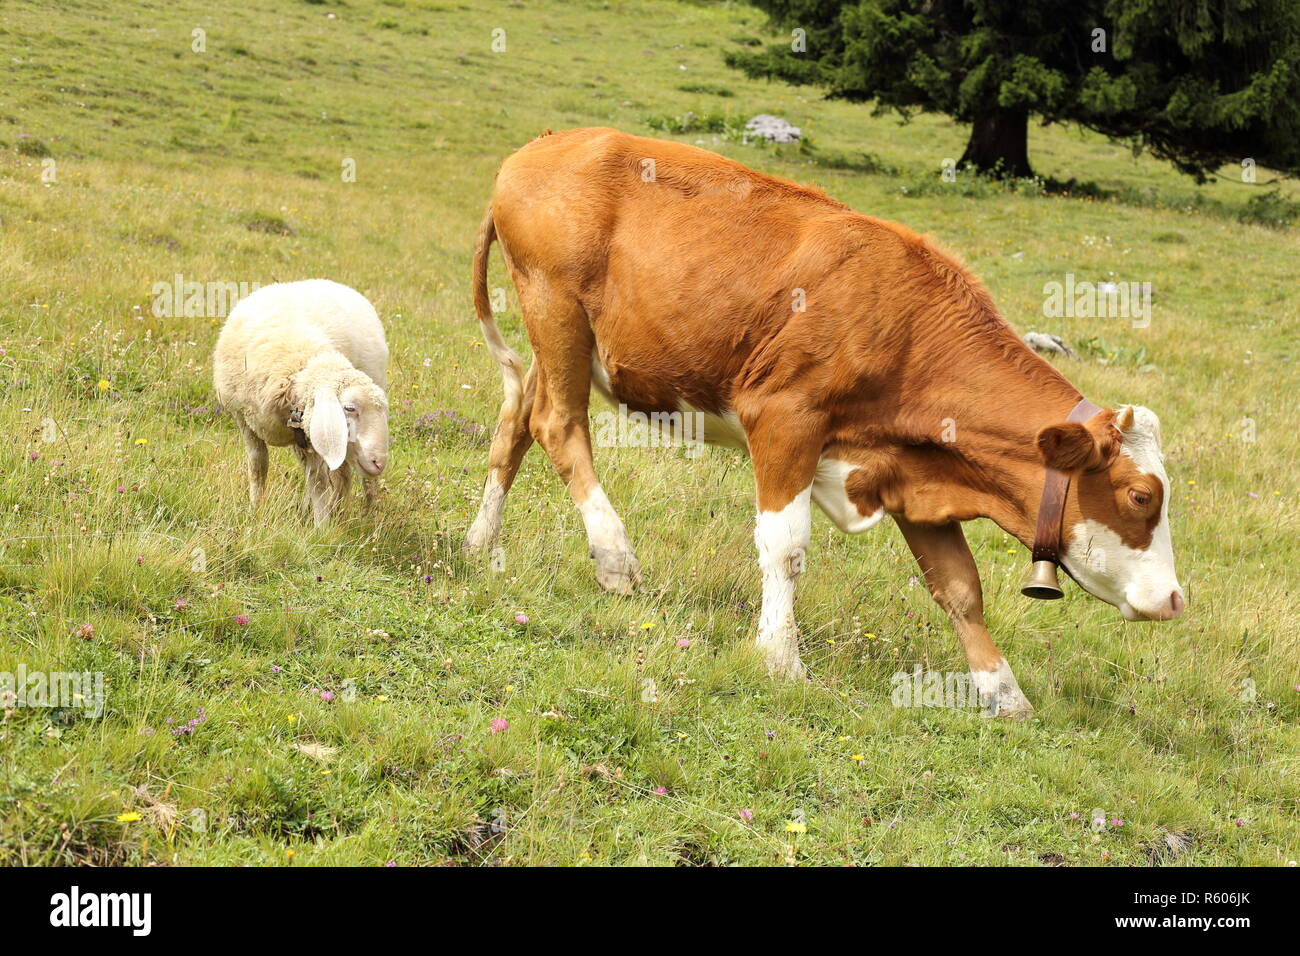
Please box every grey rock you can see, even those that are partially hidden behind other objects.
[1023,332,1078,359]
[744,114,801,143]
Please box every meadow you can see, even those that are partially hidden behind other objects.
[0,0,1296,866]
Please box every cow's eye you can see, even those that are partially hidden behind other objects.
[1128,489,1150,508]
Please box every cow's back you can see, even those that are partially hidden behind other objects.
[487,128,1010,422]
[491,130,918,406]
[491,128,855,279]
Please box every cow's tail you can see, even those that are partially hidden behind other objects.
[473,207,525,418]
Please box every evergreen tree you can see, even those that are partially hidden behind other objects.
[727,0,1300,180]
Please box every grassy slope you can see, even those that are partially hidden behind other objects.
[0,0,1296,866]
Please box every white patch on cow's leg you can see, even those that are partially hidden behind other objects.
[579,484,641,595]
[466,468,507,554]
[970,658,1033,720]
[811,458,886,534]
[754,485,812,681]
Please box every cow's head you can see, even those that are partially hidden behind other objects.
[1036,405,1185,621]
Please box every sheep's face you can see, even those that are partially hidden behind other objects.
[340,382,389,476]
[307,380,389,475]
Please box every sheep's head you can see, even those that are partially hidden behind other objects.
[303,369,389,476]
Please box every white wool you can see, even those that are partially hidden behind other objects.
[212,279,390,524]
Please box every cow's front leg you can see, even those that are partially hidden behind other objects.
[745,408,824,681]
[754,486,812,680]
[893,517,1033,718]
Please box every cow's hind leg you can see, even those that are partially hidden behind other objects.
[526,297,640,594]
[466,362,538,557]
[894,517,1033,718]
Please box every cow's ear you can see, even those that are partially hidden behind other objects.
[1036,422,1103,471]
[1115,405,1135,432]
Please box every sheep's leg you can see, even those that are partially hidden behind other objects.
[294,447,339,526]
[363,476,379,512]
[292,446,314,520]
[308,462,333,525]
[304,458,350,526]
[237,415,269,506]
[328,461,353,520]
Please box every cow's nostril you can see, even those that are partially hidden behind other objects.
[1170,590,1185,617]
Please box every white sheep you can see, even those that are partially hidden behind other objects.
[213,279,390,525]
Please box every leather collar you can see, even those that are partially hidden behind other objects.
[1028,397,1103,567]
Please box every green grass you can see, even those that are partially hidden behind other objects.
[1,0,1297,866]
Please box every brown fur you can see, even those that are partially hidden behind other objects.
[470,128,1171,689]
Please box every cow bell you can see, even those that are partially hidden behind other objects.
[1021,560,1064,600]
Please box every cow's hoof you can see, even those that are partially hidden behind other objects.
[973,661,1033,720]
[767,658,808,682]
[991,700,1035,721]
[463,520,495,556]
[593,549,641,595]
[761,644,807,682]
[982,686,1034,719]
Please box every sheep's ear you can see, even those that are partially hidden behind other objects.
[309,388,348,470]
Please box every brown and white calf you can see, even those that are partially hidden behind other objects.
[465,128,1185,717]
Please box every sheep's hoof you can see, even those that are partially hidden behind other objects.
[310,503,337,527]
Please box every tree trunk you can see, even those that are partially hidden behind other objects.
[959,109,1033,179]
